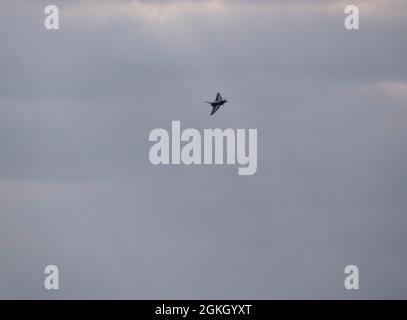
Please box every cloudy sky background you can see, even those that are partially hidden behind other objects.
[0,0,406,298]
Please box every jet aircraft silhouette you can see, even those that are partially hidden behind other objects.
[205,92,228,115]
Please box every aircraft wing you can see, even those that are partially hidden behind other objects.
[211,105,221,115]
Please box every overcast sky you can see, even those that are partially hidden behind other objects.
[0,0,406,299]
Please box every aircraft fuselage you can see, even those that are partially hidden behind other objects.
[211,100,227,107]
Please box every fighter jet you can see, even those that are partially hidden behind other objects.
[205,92,228,116]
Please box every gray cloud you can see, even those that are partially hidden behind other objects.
[0,0,406,298]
